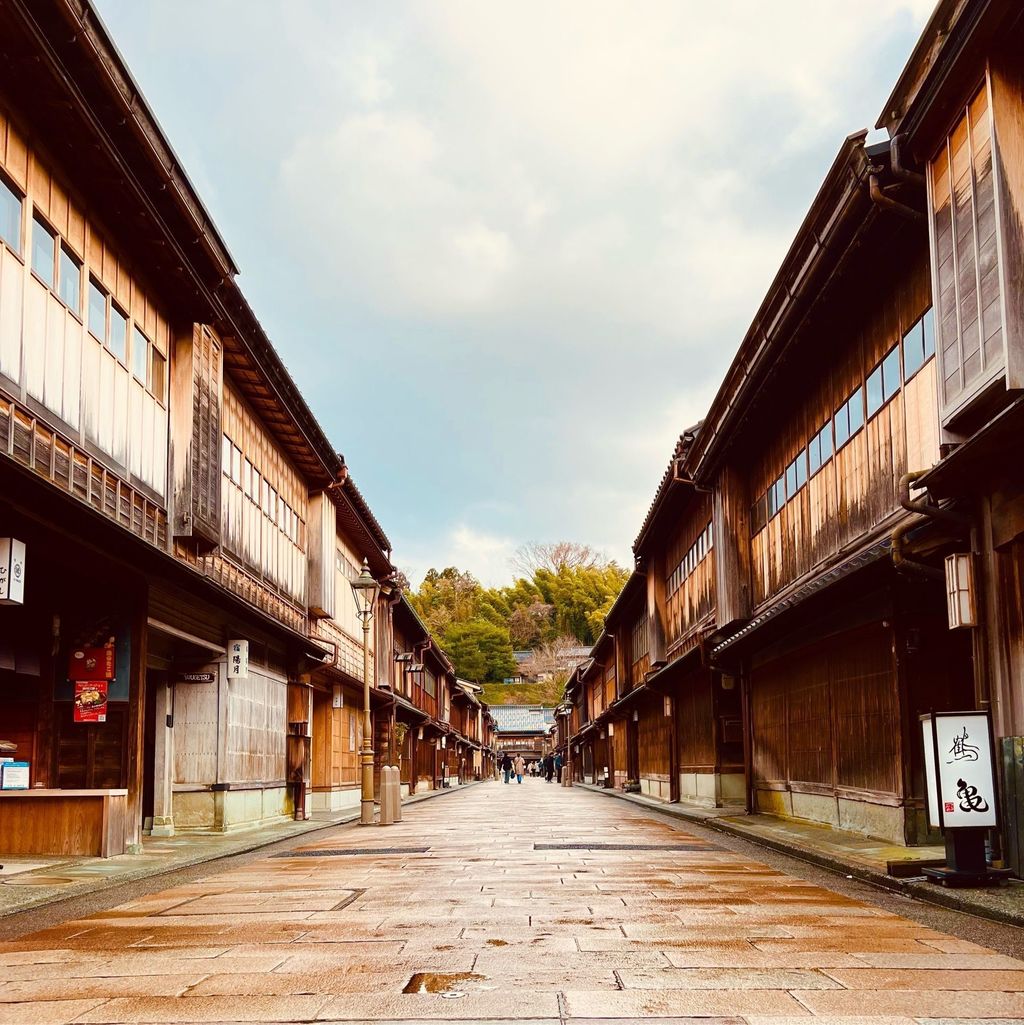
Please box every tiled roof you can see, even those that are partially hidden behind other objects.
[491,705,557,734]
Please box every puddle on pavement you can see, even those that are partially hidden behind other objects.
[403,972,489,996]
[2,875,75,886]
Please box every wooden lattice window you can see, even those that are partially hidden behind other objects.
[929,83,1003,419]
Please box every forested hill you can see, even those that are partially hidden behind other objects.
[406,543,628,687]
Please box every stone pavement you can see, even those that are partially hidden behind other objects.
[0,785,476,920]
[578,784,1024,929]
[2,778,1024,1023]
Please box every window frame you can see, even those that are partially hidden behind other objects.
[57,243,82,317]
[108,302,129,365]
[0,171,24,257]
[30,211,57,289]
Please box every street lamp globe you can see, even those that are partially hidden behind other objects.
[350,559,380,621]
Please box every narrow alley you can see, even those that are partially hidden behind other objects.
[3,781,1024,1023]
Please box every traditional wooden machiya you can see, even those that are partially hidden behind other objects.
[877,0,1024,871]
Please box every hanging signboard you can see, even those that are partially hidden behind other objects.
[69,646,115,681]
[226,639,249,679]
[0,538,26,605]
[175,670,216,684]
[921,711,998,830]
[74,680,109,723]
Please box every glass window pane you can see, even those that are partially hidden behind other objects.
[882,346,901,399]
[222,435,231,474]
[922,307,935,358]
[904,323,924,378]
[31,216,55,287]
[774,477,786,510]
[835,407,850,448]
[785,461,796,496]
[58,247,81,313]
[866,367,883,416]
[848,387,864,433]
[767,487,777,518]
[132,326,149,382]
[819,423,833,461]
[109,305,128,361]
[0,178,21,252]
[795,449,808,488]
[809,435,822,474]
[150,347,166,402]
[88,280,106,340]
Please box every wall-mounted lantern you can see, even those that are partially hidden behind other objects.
[945,552,978,629]
[0,538,26,605]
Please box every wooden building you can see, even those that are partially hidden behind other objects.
[565,21,1006,850]
[0,0,405,853]
[876,0,1024,869]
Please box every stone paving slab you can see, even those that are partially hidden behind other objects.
[1,779,1024,1022]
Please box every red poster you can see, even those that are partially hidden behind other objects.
[69,647,115,681]
[74,680,108,723]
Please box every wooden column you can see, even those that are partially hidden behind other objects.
[150,675,175,836]
[124,585,148,851]
[713,463,752,630]
[647,559,666,666]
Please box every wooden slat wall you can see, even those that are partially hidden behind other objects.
[751,623,899,798]
[676,666,716,772]
[638,694,671,778]
[221,379,308,606]
[0,105,169,501]
[929,82,1002,416]
[749,260,934,608]
[173,678,218,785]
[664,493,716,651]
[224,667,287,784]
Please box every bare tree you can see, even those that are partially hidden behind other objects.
[521,634,589,684]
[507,600,553,647]
[512,541,602,577]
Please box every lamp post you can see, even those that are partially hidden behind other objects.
[350,558,380,825]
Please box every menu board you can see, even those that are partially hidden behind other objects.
[74,680,109,723]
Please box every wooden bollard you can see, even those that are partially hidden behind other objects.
[380,766,395,826]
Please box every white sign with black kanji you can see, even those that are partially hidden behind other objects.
[921,711,997,830]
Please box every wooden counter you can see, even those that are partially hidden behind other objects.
[0,788,128,857]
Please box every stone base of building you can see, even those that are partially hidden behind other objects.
[171,786,292,834]
[678,772,745,808]
[640,775,671,801]
[309,786,361,814]
[754,787,908,846]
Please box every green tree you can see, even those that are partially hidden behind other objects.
[442,619,517,683]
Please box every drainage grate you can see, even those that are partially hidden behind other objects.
[271,847,430,858]
[534,843,720,851]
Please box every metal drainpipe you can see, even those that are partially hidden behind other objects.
[868,170,925,222]
[891,471,972,579]
[891,133,926,188]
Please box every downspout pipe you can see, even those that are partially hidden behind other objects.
[891,471,972,579]
[891,133,926,188]
[869,169,925,222]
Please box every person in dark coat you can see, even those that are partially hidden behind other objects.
[500,753,513,784]
[544,754,554,782]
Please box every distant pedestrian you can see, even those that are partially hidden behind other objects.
[514,755,526,784]
[554,752,563,783]
[501,753,513,784]
[545,755,554,783]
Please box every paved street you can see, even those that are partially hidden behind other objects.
[3,780,1024,1024]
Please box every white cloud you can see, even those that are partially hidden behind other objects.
[96,0,939,590]
[401,523,518,589]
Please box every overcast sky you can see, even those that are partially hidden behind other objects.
[96,0,935,586]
